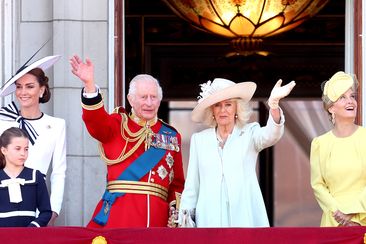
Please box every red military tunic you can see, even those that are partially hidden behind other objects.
[81,92,185,228]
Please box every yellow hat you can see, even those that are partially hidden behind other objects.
[323,71,354,102]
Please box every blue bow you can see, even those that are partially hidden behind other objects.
[0,102,39,145]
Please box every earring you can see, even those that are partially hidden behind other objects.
[235,114,238,119]
[331,113,335,125]
[39,94,43,98]
[212,115,215,120]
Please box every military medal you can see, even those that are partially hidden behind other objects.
[149,129,180,152]
[157,165,168,180]
[165,152,174,168]
[169,170,174,184]
[104,202,110,215]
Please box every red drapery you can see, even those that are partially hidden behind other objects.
[2,226,366,244]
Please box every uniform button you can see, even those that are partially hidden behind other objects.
[151,171,156,175]
[151,178,155,182]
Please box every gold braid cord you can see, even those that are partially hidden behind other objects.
[98,113,154,165]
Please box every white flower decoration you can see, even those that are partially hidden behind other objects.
[197,80,213,102]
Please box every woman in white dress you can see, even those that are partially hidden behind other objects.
[0,56,66,226]
[178,78,295,227]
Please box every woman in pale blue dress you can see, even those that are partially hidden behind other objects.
[178,78,295,227]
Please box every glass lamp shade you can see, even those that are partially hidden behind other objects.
[162,0,329,55]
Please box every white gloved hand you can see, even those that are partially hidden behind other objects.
[268,79,296,109]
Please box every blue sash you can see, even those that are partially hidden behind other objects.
[93,123,176,226]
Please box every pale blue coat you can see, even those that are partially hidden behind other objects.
[179,111,284,227]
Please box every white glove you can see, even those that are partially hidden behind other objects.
[268,79,296,109]
[178,209,196,227]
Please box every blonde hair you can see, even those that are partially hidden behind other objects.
[201,99,252,128]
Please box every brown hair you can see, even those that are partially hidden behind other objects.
[0,127,29,169]
[27,68,51,103]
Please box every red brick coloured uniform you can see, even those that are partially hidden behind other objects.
[82,93,185,228]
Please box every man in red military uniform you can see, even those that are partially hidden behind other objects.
[70,55,185,228]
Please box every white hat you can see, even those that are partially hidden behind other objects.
[191,78,256,122]
[0,55,61,96]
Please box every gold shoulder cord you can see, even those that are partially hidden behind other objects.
[98,113,153,165]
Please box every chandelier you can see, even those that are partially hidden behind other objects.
[162,0,329,56]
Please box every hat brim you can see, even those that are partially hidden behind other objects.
[0,55,61,96]
[191,81,257,122]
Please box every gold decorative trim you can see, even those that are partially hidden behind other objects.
[175,192,182,209]
[81,98,104,111]
[130,112,158,127]
[112,106,120,114]
[99,113,154,165]
[107,180,168,201]
[81,92,104,110]
[169,200,176,208]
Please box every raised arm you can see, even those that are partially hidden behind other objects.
[70,55,96,93]
[267,79,296,123]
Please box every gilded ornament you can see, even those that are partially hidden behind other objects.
[92,236,107,244]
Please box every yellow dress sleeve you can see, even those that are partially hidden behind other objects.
[351,130,366,224]
[310,137,339,215]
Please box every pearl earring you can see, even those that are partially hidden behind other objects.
[39,94,43,98]
[235,114,238,119]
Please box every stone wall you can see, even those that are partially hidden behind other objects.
[0,0,111,226]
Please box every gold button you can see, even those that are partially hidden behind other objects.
[151,178,155,182]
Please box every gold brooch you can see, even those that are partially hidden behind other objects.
[92,236,107,244]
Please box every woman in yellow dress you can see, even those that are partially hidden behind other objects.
[310,71,366,226]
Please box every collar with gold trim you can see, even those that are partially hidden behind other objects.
[129,112,158,127]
